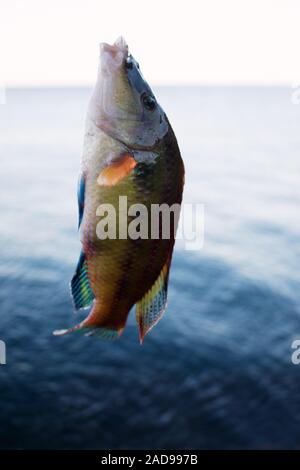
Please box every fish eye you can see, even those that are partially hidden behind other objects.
[142,94,156,111]
[125,56,133,69]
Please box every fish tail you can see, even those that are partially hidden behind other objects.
[53,301,124,340]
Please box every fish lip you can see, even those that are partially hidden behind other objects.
[99,36,129,75]
[100,36,128,55]
[100,43,128,58]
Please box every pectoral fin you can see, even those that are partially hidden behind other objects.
[97,153,137,187]
[136,256,171,344]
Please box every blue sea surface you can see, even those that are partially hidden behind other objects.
[0,87,300,449]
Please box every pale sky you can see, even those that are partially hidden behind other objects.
[1,0,300,87]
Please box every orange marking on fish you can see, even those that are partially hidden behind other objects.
[97,154,137,187]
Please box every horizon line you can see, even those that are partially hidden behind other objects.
[1,83,293,90]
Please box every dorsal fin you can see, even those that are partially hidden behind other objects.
[136,256,171,344]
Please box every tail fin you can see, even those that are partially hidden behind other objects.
[53,324,121,340]
[53,301,123,340]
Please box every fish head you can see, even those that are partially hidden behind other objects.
[88,37,168,149]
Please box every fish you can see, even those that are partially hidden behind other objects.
[54,37,184,343]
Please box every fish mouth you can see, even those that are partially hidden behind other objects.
[91,36,169,149]
[100,36,128,76]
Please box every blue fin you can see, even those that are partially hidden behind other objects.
[77,174,85,229]
[70,251,94,310]
[136,257,171,343]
